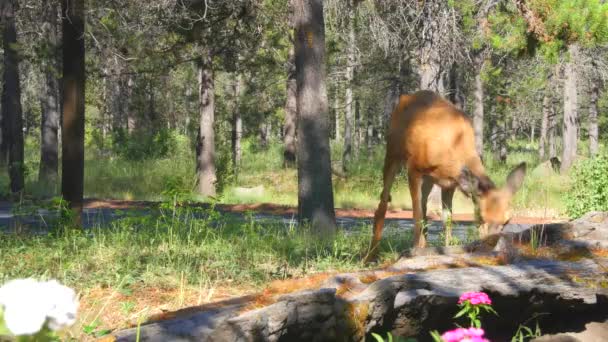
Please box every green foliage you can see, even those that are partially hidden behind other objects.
[566,156,608,218]
[112,129,178,161]
[488,0,608,60]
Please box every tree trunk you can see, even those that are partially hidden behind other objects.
[539,85,550,160]
[418,1,444,94]
[366,106,373,153]
[418,2,445,212]
[126,76,136,133]
[548,100,557,158]
[294,0,336,233]
[448,63,464,110]
[196,53,216,197]
[588,70,599,157]
[39,2,60,185]
[499,119,508,163]
[231,74,243,170]
[561,44,579,172]
[530,124,535,143]
[342,0,356,172]
[283,44,297,167]
[473,65,484,156]
[61,0,86,222]
[259,121,269,148]
[1,0,24,194]
[334,91,340,141]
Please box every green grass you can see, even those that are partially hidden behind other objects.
[0,203,410,338]
[1,135,570,217]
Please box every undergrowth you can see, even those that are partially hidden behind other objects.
[0,136,569,217]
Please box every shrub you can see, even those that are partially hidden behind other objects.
[566,156,608,218]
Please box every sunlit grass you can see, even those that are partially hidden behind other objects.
[1,135,569,218]
[0,205,408,338]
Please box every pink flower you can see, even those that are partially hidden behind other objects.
[458,292,492,305]
[441,327,489,342]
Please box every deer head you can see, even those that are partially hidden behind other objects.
[459,162,527,235]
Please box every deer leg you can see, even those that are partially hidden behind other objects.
[441,187,455,246]
[419,176,434,245]
[365,159,400,262]
[409,170,426,248]
[420,175,434,225]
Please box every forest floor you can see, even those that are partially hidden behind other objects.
[0,198,563,340]
[81,198,566,223]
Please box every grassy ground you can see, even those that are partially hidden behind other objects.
[0,204,412,340]
[1,136,570,218]
[0,135,573,339]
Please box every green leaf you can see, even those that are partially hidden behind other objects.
[371,333,385,342]
[454,306,469,318]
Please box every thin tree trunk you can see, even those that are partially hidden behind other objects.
[294,0,336,233]
[473,65,484,156]
[589,69,599,157]
[232,74,242,170]
[259,121,269,148]
[530,124,535,143]
[366,105,373,153]
[196,52,216,197]
[334,91,340,141]
[342,0,356,172]
[126,76,136,133]
[548,100,557,158]
[61,0,86,223]
[1,0,24,194]
[39,2,60,185]
[539,85,550,159]
[500,119,508,163]
[355,99,362,154]
[561,44,579,172]
[448,63,464,110]
[283,44,297,167]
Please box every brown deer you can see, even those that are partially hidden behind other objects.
[366,90,526,261]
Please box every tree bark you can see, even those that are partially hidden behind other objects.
[1,0,24,194]
[294,0,336,233]
[588,68,599,157]
[418,1,444,94]
[334,91,340,141]
[342,0,356,172]
[418,2,445,211]
[232,73,243,170]
[61,0,86,222]
[366,105,373,153]
[39,2,60,185]
[473,65,484,156]
[283,44,297,167]
[196,52,216,197]
[539,85,551,160]
[561,44,579,172]
[548,98,557,158]
[126,75,136,133]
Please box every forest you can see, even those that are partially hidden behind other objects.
[0,0,607,341]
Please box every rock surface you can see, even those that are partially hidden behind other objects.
[112,212,608,342]
[113,258,608,342]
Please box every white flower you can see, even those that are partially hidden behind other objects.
[0,278,79,336]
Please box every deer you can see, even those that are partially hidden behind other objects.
[365,90,526,262]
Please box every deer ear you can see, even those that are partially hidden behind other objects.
[458,167,496,196]
[458,167,480,196]
[506,162,527,194]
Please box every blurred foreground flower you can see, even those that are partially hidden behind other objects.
[0,278,79,336]
[458,292,492,306]
[441,327,490,342]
